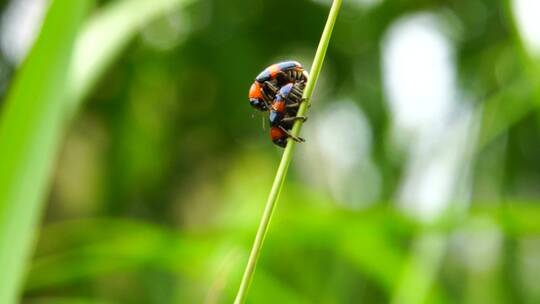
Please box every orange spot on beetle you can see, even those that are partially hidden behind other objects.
[268,64,281,78]
[249,82,263,99]
[270,126,285,140]
[272,100,286,112]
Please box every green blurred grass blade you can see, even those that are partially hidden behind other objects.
[67,0,194,116]
[247,270,311,304]
[26,219,213,292]
[24,297,114,304]
[0,0,195,301]
[24,205,540,300]
[0,0,92,302]
[478,81,535,149]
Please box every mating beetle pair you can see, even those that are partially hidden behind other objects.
[248,61,309,147]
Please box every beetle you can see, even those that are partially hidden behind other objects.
[268,82,306,127]
[267,82,308,148]
[270,125,305,148]
[255,61,308,85]
[248,61,308,111]
[248,81,269,111]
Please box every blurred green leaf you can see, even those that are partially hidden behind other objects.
[0,0,91,302]
[24,297,114,304]
[67,0,195,116]
[248,270,311,304]
[26,219,212,292]
[26,203,540,301]
[0,0,197,301]
[479,81,536,149]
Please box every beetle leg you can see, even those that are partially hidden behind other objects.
[264,81,279,94]
[278,126,305,143]
[291,97,308,106]
[282,116,307,123]
[261,87,271,100]
[286,102,300,108]
[301,70,309,81]
[289,89,303,100]
[261,95,272,109]
[260,88,274,109]
[264,98,272,108]
[290,84,304,98]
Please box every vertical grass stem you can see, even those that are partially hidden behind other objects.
[234,1,342,302]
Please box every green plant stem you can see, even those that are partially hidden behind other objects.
[234,1,342,303]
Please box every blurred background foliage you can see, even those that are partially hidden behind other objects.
[0,0,540,303]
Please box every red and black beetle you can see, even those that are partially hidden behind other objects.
[255,61,307,85]
[267,83,307,147]
[248,61,309,147]
[269,125,305,148]
[268,82,306,127]
[248,61,308,111]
